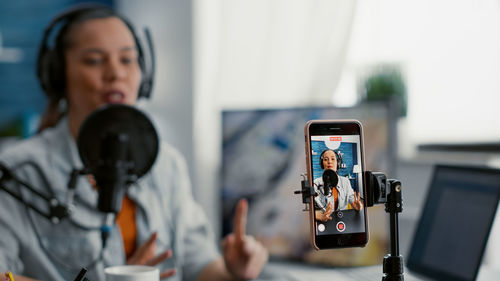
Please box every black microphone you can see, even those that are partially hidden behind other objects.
[77,104,159,247]
[93,132,131,214]
[322,169,338,196]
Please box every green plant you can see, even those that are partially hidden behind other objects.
[363,65,407,117]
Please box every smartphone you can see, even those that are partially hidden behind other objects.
[304,120,368,249]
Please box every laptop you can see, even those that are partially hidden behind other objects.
[336,164,500,281]
[404,165,500,281]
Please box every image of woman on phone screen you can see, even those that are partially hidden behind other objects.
[313,149,363,222]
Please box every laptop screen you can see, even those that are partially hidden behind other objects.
[407,165,500,281]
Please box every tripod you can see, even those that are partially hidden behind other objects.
[377,179,404,281]
[295,171,404,280]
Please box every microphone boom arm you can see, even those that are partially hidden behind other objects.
[0,164,86,224]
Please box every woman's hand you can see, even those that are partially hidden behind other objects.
[222,199,268,280]
[0,272,38,281]
[2,272,12,281]
[351,192,363,211]
[315,201,333,222]
[2,273,37,281]
[127,232,176,279]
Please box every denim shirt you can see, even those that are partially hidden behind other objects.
[0,118,219,281]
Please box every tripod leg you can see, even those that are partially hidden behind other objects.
[382,180,404,281]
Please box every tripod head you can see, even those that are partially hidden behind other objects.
[294,171,402,211]
[365,171,403,212]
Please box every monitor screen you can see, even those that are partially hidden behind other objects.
[221,101,397,266]
[407,165,500,281]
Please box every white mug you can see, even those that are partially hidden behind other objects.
[104,265,159,281]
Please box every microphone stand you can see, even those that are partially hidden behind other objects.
[0,164,105,278]
[0,164,86,224]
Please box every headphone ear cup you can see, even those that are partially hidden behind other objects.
[319,152,326,170]
[45,50,65,100]
[136,51,146,98]
[136,27,155,99]
[38,50,55,98]
[138,73,152,98]
[137,47,153,99]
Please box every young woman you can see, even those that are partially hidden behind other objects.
[0,5,267,281]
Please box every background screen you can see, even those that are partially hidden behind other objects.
[221,101,397,266]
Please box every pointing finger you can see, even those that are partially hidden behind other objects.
[233,198,248,246]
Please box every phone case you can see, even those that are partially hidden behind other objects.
[304,119,368,250]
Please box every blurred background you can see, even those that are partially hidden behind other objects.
[1,0,500,270]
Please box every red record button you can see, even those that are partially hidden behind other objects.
[336,221,346,232]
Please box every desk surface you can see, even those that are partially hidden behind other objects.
[265,261,500,281]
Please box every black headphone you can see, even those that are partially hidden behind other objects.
[319,149,346,170]
[36,4,155,101]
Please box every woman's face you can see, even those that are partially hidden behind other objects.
[322,150,337,171]
[64,17,141,133]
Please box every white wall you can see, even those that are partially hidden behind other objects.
[116,0,196,189]
[344,0,500,148]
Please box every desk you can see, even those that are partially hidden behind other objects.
[265,261,500,281]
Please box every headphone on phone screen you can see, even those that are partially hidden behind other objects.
[319,149,346,170]
[36,4,155,100]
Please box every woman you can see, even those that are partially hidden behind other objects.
[0,5,267,281]
[313,149,362,222]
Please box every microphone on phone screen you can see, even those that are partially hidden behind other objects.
[322,169,338,197]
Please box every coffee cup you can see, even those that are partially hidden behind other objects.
[104,265,159,281]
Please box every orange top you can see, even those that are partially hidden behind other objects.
[116,196,137,258]
[332,187,339,211]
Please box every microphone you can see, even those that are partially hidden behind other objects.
[77,104,159,246]
[322,169,338,196]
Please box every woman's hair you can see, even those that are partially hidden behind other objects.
[37,6,140,132]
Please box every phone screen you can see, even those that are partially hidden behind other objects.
[306,121,368,248]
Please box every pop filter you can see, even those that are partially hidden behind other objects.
[322,169,338,196]
[77,104,159,214]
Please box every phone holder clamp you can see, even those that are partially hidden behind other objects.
[294,174,318,211]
